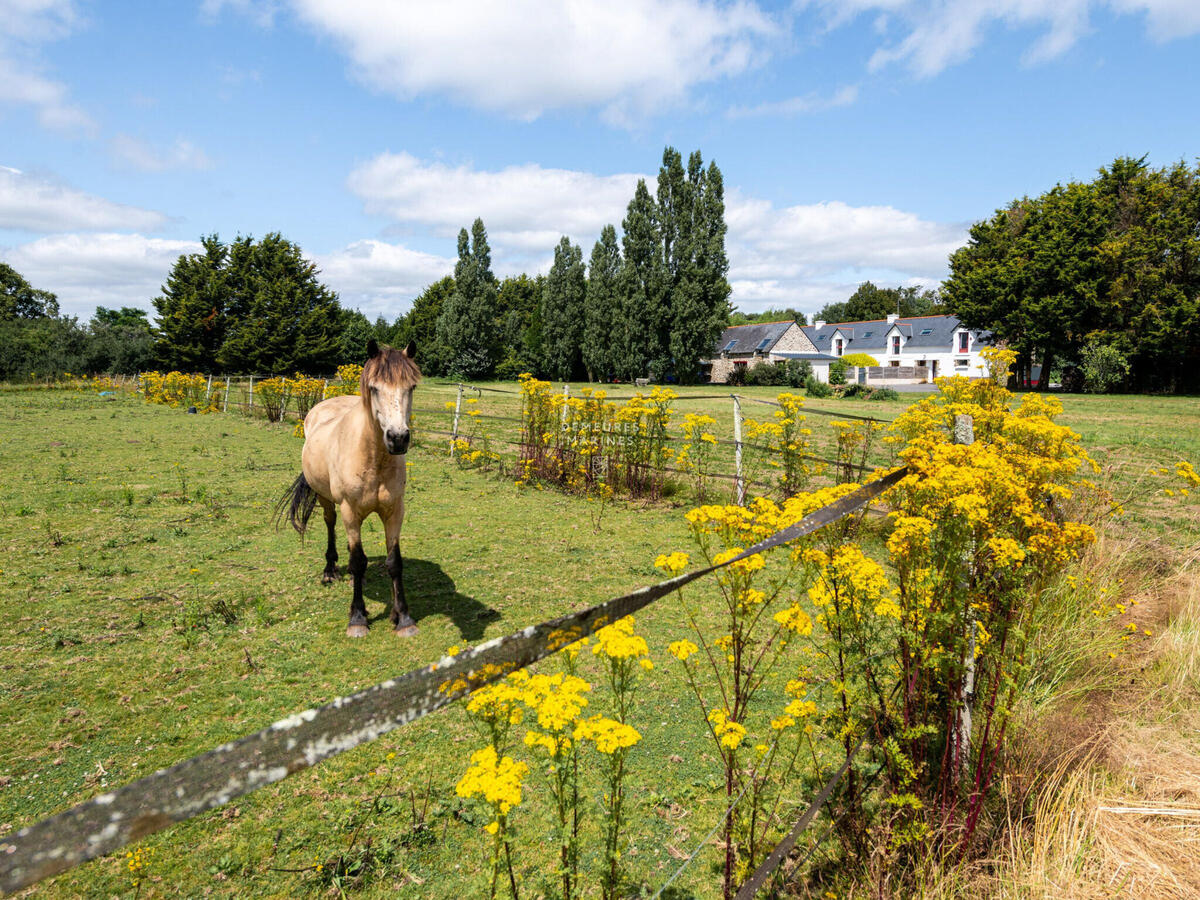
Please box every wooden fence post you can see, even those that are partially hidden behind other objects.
[450,383,463,456]
[561,383,570,426]
[223,377,231,413]
[247,375,254,414]
[954,413,975,776]
[732,394,745,505]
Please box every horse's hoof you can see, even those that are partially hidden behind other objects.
[394,624,418,638]
[321,569,341,584]
[346,624,369,638]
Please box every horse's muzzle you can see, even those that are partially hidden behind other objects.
[385,428,410,455]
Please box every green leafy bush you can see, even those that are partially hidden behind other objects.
[804,375,832,398]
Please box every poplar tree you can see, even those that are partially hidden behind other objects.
[582,225,622,382]
[437,218,498,379]
[540,237,586,380]
[669,155,731,383]
[617,180,667,380]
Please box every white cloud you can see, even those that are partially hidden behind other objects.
[288,0,777,121]
[0,166,168,232]
[1,233,201,318]
[315,239,455,319]
[347,152,964,315]
[808,0,1200,78]
[109,135,214,172]
[0,1,94,134]
[348,152,643,261]
[726,84,858,118]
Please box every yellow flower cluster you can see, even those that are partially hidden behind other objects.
[324,364,363,398]
[455,745,528,817]
[707,708,747,750]
[655,551,689,574]
[668,638,700,661]
[573,715,641,754]
[139,371,222,411]
[593,616,651,663]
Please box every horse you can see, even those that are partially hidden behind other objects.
[277,339,421,638]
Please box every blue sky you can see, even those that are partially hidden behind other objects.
[2,0,1198,322]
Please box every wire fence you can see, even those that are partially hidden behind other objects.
[0,466,911,897]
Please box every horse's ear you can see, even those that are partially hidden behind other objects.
[366,339,380,360]
[404,340,417,360]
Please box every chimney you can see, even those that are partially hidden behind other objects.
[886,313,899,324]
[815,320,826,329]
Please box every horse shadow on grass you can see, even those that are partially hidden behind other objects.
[361,556,500,642]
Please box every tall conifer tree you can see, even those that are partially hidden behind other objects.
[617,180,667,380]
[437,218,498,378]
[583,225,622,382]
[540,236,586,381]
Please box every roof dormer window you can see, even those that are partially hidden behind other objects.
[891,335,901,355]
[835,338,844,356]
[958,332,969,353]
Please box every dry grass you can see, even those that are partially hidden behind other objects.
[927,536,1200,900]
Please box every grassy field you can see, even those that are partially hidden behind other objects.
[0,383,1196,898]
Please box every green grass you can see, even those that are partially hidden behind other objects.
[0,384,1195,898]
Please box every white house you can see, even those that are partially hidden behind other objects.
[801,314,991,383]
[706,320,840,384]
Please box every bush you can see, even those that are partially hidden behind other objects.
[743,361,787,386]
[726,365,746,386]
[1079,340,1130,393]
[870,387,900,401]
[828,359,848,385]
[839,382,868,398]
[841,352,879,367]
[803,375,832,398]
[782,358,812,387]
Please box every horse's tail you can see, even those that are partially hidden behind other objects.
[275,473,319,535]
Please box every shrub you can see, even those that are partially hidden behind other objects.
[804,375,832,398]
[726,365,746,386]
[841,352,879,367]
[840,382,869,399]
[782,358,812,387]
[743,361,787,386]
[1079,340,1130,393]
[870,387,900,401]
[829,359,848,385]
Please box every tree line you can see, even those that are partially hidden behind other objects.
[944,156,1200,392]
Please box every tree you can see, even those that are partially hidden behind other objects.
[670,155,731,383]
[216,233,343,374]
[152,234,229,371]
[336,308,376,367]
[541,237,586,381]
[437,219,498,379]
[394,276,454,376]
[816,282,943,324]
[86,307,154,374]
[0,262,59,320]
[616,180,667,380]
[494,274,542,378]
[729,307,807,326]
[583,225,622,381]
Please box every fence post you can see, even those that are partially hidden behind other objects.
[450,383,463,456]
[954,413,975,776]
[322,379,328,400]
[223,377,231,413]
[732,394,745,505]
[205,374,212,404]
[561,383,570,426]
[247,375,254,414]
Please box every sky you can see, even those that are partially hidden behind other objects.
[2,0,1198,323]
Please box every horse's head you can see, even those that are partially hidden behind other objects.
[361,339,421,455]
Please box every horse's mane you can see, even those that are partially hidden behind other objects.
[361,346,421,402]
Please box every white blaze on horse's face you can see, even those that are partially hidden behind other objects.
[370,382,414,455]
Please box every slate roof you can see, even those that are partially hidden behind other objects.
[713,320,795,355]
[802,315,985,354]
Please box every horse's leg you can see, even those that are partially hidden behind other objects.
[320,497,340,583]
[384,509,416,637]
[343,506,370,638]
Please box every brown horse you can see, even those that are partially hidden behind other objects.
[277,340,421,637]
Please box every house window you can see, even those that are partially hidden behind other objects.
[862,331,873,338]
[954,358,969,369]
[890,360,900,367]
[835,338,843,356]
[755,338,772,352]
[891,335,901,354]
[958,332,969,352]
[722,340,738,352]
[920,328,933,335]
